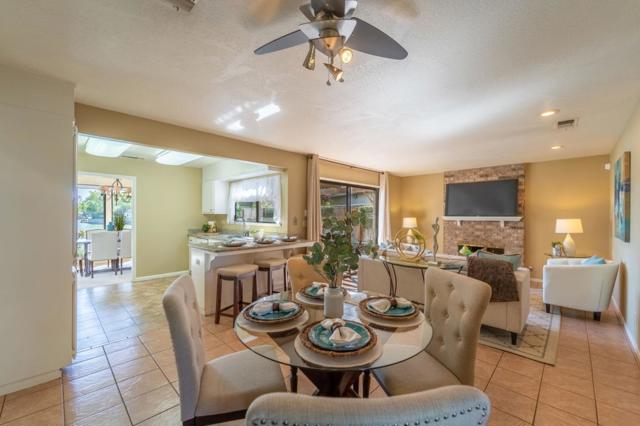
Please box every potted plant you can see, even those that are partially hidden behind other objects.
[304,214,364,318]
[113,213,126,232]
[551,241,563,257]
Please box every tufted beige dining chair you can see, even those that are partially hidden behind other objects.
[246,385,491,426]
[373,267,491,395]
[162,275,286,425]
[287,256,327,294]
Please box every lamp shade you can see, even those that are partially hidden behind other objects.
[402,217,418,229]
[555,218,583,234]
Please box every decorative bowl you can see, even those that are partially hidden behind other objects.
[223,240,246,248]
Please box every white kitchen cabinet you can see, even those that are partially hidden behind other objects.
[202,179,228,214]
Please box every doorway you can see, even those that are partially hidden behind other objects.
[76,172,136,288]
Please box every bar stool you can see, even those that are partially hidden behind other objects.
[214,264,259,324]
[255,258,288,295]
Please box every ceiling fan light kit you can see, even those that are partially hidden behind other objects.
[254,0,408,85]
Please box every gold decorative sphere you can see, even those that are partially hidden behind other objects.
[393,227,426,261]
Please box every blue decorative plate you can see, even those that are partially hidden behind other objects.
[360,297,419,320]
[244,302,303,324]
[306,321,371,352]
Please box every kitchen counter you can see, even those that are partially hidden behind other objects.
[189,238,313,315]
[189,239,313,255]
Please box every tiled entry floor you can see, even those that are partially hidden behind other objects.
[1,279,639,425]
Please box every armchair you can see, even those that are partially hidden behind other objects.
[542,258,619,320]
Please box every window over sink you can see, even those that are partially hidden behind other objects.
[228,174,281,225]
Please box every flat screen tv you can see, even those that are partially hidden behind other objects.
[445,179,518,217]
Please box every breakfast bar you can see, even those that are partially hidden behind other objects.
[189,238,314,315]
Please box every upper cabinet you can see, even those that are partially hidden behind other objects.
[201,160,273,215]
[202,179,227,215]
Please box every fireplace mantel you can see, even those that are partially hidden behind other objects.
[443,216,523,228]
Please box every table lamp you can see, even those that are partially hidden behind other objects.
[394,217,425,261]
[555,218,583,257]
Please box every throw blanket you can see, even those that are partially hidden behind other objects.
[467,256,519,302]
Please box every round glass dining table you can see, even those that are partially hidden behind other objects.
[233,290,433,397]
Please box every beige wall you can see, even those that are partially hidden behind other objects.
[610,101,640,353]
[525,156,611,279]
[0,66,75,394]
[390,156,611,279]
[77,153,205,278]
[75,104,308,237]
[319,159,380,187]
[393,173,445,250]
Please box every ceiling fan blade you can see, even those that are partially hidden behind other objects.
[299,4,315,20]
[310,0,326,15]
[254,30,309,55]
[346,18,408,59]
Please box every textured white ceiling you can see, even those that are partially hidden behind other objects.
[2,0,640,175]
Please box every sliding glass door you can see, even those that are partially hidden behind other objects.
[320,180,378,245]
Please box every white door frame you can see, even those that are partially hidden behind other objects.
[76,171,137,280]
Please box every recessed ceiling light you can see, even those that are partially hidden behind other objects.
[227,120,245,131]
[254,103,281,122]
[85,137,131,158]
[155,151,202,166]
[551,145,564,150]
[540,109,559,117]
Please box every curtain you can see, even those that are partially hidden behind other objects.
[307,154,321,241]
[378,172,391,244]
[227,174,282,224]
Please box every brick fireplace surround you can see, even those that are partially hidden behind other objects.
[443,164,525,257]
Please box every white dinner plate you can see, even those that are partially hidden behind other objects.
[358,309,426,329]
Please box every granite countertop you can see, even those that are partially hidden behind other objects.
[189,238,313,253]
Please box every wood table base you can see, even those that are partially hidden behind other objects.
[300,368,366,397]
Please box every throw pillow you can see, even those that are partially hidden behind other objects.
[477,250,522,271]
[581,256,606,265]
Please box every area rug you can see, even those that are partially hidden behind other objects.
[479,288,561,365]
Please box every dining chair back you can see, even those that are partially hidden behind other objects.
[119,230,132,259]
[287,256,327,294]
[89,231,118,261]
[424,267,492,386]
[246,385,490,426]
[162,275,206,422]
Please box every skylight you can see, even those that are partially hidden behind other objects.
[85,137,131,158]
[155,151,202,166]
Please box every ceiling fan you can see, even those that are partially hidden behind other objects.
[254,0,408,85]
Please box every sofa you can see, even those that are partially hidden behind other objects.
[542,258,619,320]
[358,256,530,344]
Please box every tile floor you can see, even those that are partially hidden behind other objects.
[1,278,639,425]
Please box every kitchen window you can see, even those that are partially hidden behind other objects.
[228,174,281,225]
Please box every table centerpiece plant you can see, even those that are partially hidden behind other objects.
[304,211,370,318]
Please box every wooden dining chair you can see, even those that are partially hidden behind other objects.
[373,267,491,396]
[246,385,491,426]
[163,275,286,425]
[287,256,327,294]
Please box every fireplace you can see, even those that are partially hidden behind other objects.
[443,164,525,257]
[457,244,504,255]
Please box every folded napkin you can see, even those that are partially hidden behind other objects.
[310,282,328,297]
[368,297,412,314]
[251,301,297,316]
[320,319,361,346]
